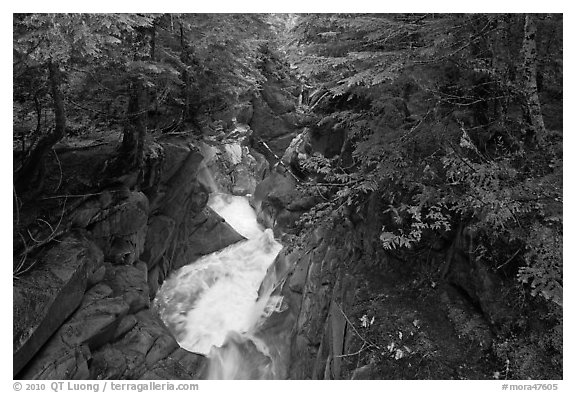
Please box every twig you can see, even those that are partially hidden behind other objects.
[13,186,21,227]
[315,183,329,201]
[257,137,301,183]
[13,233,31,279]
[13,253,28,280]
[335,302,381,350]
[400,108,433,142]
[39,190,122,200]
[308,180,360,187]
[16,197,69,271]
[446,140,477,173]
[37,218,55,235]
[333,342,368,359]
[496,248,522,270]
[52,148,63,193]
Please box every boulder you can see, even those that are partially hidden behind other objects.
[19,287,130,379]
[13,233,103,377]
[138,349,205,379]
[236,103,254,124]
[253,169,316,234]
[90,310,189,379]
[90,191,150,264]
[199,139,269,196]
[20,345,91,380]
[158,142,193,185]
[168,207,245,271]
[158,150,206,219]
[141,215,176,270]
[261,84,296,115]
[249,97,299,156]
[104,262,150,314]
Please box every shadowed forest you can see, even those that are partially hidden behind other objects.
[13,14,562,380]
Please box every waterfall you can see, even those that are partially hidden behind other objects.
[154,193,284,379]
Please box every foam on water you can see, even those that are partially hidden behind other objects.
[207,193,263,240]
[155,193,283,371]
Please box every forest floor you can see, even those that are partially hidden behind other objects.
[341,260,502,380]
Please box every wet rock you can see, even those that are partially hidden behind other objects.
[232,148,269,196]
[114,315,138,340]
[158,142,193,185]
[89,346,127,379]
[70,198,104,228]
[90,310,185,379]
[250,96,299,156]
[104,262,149,314]
[237,103,254,124]
[169,348,206,377]
[158,151,205,219]
[288,252,313,294]
[21,345,91,380]
[281,129,312,171]
[13,233,103,377]
[168,207,245,271]
[87,265,106,288]
[81,283,113,306]
[199,139,269,196]
[90,191,150,264]
[139,349,206,380]
[253,169,315,234]
[91,191,149,239]
[19,291,129,379]
[60,297,129,348]
[145,334,179,367]
[147,264,162,299]
[261,84,297,115]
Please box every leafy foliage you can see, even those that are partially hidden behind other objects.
[286,15,562,371]
[13,13,276,187]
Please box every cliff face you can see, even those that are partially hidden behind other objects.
[14,137,245,379]
[253,177,530,380]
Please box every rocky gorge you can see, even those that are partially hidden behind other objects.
[13,19,562,379]
[14,108,527,380]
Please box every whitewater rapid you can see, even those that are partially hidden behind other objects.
[154,193,284,378]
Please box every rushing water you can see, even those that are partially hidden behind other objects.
[155,193,284,379]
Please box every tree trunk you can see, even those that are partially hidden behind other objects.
[120,78,147,169]
[15,61,66,196]
[180,23,192,123]
[522,14,546,145]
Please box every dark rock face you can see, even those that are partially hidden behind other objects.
[253,169,318,235]
[14,138,244,379]
[161,207,245,274]
[282,232,355,379]
[246,57,306,160]
[261,195,517,380]
[250,96,300,157]
[252,225,356,380]
[13,233,104,377]
[261,84,297,115]
[90,191,150,265]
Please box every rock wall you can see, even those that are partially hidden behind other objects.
[253,161,517,379]
[14,138,244,379]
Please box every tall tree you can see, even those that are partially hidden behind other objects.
[13,13,154,194]
[522,14,547,145]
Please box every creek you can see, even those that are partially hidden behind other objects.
[154,193,285,379]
